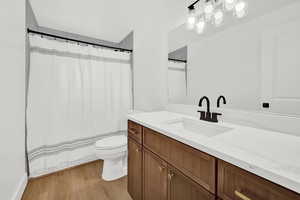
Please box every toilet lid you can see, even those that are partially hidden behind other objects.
[95,135,127,149]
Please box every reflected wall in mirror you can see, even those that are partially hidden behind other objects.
[168,0,300,116]
[168,46,187,104]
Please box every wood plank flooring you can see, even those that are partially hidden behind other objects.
[22,160,133,200]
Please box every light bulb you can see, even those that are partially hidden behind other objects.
[235,1,247,18]
[196,18,206,34]
[214,10,224,26]
[226,0,234,3]
[204,2,214,20]
[186,10,196,30]
[224,0,236,11]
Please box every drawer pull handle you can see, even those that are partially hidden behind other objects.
[234,191,252,200]
[168,172,174,180]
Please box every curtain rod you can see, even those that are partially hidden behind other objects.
[27,28,133,53]
[168,58,187,63]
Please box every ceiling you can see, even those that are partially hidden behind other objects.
[30,0,187,43]
[30,0,297,47]
[169,0,298,51]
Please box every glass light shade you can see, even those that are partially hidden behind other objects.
[235,1,247,18]
[204,2,214,20]
[224,0,236,11]
[214,10,224,26]
[186,14,196,30]
[196,18,206,34]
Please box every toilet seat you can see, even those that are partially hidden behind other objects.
[95,135,127,150]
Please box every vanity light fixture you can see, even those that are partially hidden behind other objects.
[214,9,224,26]
[187,10,197,30]
[234,0,248,18]
[204,1,214,20]
[224,0,236,11]
[196,18,206,34]
[187,0,248,34]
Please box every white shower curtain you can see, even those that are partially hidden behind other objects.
[27,34,132,176]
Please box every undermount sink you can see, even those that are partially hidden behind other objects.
[164,118,233,137]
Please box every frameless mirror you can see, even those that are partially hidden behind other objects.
[167,0,300,116]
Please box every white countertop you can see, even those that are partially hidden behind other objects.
[128,111,300,194]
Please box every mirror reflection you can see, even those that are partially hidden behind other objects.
[168,1,300,116]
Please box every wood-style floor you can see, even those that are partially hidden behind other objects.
[22,160,133,200]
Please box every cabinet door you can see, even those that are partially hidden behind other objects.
[143,149,168,200]
[218,160,300,200]
[168,167,215,200]
[128,138,143,200]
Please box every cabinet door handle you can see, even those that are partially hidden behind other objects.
[168,172,174,180]
[135,148,140,153]
[234,190,252,200]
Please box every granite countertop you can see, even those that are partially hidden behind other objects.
[128,111,300,194]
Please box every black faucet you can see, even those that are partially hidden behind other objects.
[212,95,227,122]
[198,96,224,123]
[217,95,226,107]
[199,96,210,113]
[198,96,214,122]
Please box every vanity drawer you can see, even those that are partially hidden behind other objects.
[143,127,216,194]
[218,160,300,200]
[128,120,143,144]
[143,127,170,161]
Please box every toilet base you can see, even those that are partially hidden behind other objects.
[101,155,127,181]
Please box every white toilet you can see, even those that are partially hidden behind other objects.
[95,135,127,181]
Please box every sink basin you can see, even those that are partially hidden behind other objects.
[164,118,233,137]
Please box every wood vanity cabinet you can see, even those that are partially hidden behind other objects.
[128,120,300,200]
[128,138,143,200]
[218,160,300,200]
[143,127,216,194]
[143,148,215,200]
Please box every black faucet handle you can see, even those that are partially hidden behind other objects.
[197,110,206,120]
[211,112,222,123]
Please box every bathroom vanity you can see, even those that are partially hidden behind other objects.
[127,111,300,200]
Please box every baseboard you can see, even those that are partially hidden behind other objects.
[12,173,28,200]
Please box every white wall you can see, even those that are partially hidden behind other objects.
[0,0,26,199]
[186,2,300,111]
[132,0,169,111]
